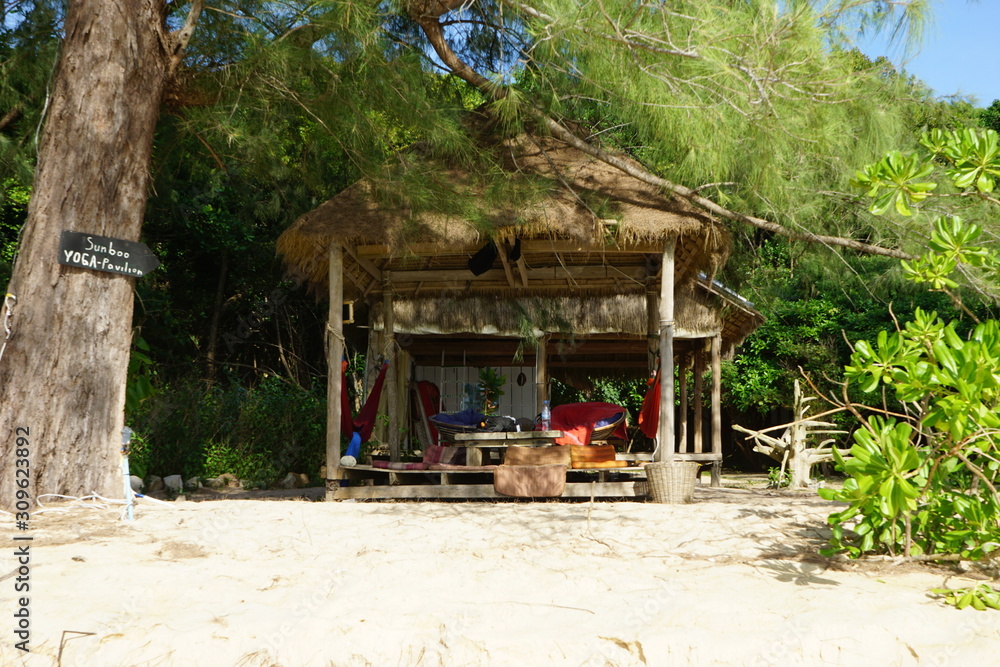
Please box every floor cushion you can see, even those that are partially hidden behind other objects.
[571,460,631,469]
[504,445,571,466]
[371,444,465,470]
[570,444,618,463]
[494,464,567,498]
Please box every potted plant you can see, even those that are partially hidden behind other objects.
[476,367,506,416]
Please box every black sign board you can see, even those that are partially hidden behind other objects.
[58,231,160,278]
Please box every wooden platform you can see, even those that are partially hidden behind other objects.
[330,463,654,500]
[331,479,648,500]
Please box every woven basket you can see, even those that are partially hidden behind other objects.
[643,461,700,504]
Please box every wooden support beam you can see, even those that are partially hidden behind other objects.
[343,244,383,282]
[693,347,704,455]
[497,240,517,288]
[384,274,399,462]
[519,240,665,254]
[536,335,548,415]
[342,266,366,292]
[385,279,646,295]
[356,242,481,257]
[656,238,676,463]
[646,290,658,373]
[678,353,688,454]
[675,241,697,280]
[384,265,647,285]
[515,254,530,287]
[711,333,722,487]
[354,240,666,258]
[325,245,345,500]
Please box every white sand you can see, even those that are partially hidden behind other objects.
[2,487,998,666]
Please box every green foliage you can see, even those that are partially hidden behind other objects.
[0,181,29,286]
[124,336,157,417]
[550,376,647,423]
[823,133,1000,567]
[128,375,325,488]
[851,127,1000,235]
[535,1,917,226]
[930,583,1000,611]
[767,466,791,489]
[724,294,843,415]
[718,235,961,420]
[851,150,937,216]
[820,417,924,555]
[125,430,151,480]
[982,100,1000,135]
[823,310,1000,560]
[921,128,1000,194]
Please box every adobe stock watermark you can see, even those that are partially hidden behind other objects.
[11,425,33,653]
[581,578,682,667]
[259,569,347,657]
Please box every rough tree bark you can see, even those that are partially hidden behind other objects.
[0,0,202,508]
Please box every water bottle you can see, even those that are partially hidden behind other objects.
[541,400,551,431]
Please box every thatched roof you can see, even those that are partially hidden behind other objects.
[372,277,763,358]
[276,115,763,361]
[277,117,730,300]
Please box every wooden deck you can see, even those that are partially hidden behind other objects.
[329,462,661,500]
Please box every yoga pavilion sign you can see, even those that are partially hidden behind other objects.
[58,231,160,278]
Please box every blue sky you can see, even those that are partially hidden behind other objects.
[856,0,1000,106]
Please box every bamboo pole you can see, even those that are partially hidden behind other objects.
[646,289,658,374]
[535,335,548,415]
[326,245,344,500]
[678,353,688,453]
[711,333,722,487]
[693,347,704,454]
[656,238,676,463]
[384,273,399,462]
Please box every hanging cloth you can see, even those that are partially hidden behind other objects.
[467,241,498,276]
[416,380,442,445]
[341,360,391,459]
[638,370,660,439]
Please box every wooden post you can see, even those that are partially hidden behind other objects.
[656,238,676,463]
[384,274,399,462]
[693,347,704,454]
[646,289,658,374]
[535,335,548,415]
[711,333,722,487]
[326,245,344,500]
[678,353,688,453]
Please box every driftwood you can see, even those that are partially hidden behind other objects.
[734,381,849,488]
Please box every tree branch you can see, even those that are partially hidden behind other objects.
[411,11,915,260]
[167,0,205,75]
[0,105,21,133]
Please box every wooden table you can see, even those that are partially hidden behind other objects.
[442,430,563,466]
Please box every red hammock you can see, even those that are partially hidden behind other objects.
[638,370,660,439]
[341,360,390,442]
[550,402,628,446]
[415,380,442,445]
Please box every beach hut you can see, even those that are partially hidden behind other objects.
[277,117,763,499]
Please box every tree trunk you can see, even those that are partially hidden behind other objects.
[0,0,199,508]
[205,252,229,378]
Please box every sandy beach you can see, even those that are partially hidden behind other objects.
[2,486,998,666]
